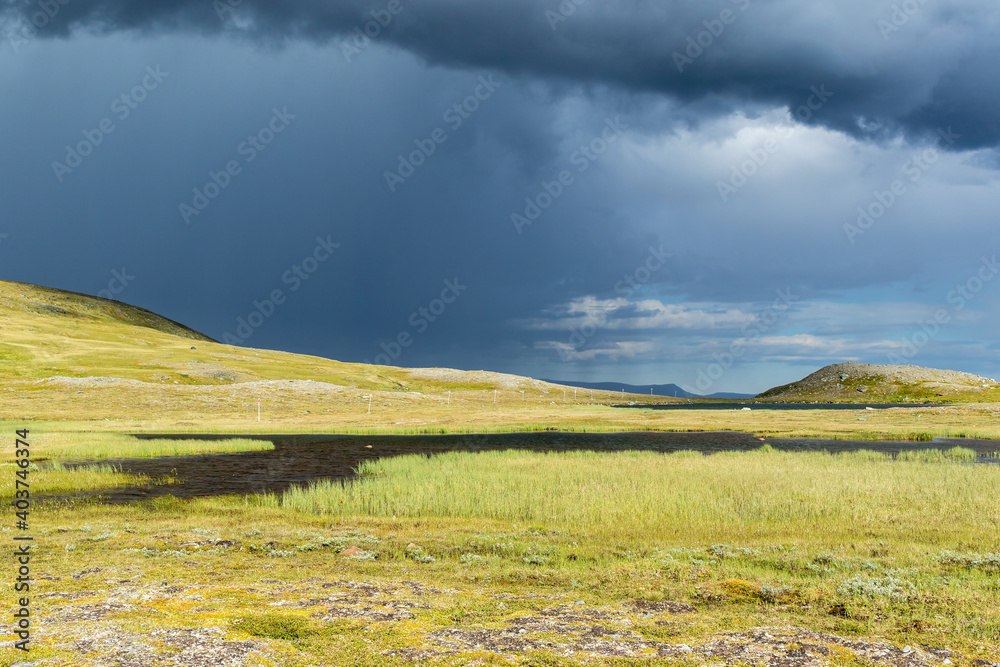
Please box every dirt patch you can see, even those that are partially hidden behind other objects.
[50,602,135,623]
[688,627,954,667]
[632,599,696,614]
[68,627,269,667]
[296,579,437,622]
[36,591,95,601]
[310,604,416,622]
[421,621,958,665]
[408,367,568,392]
[425,603,652,658]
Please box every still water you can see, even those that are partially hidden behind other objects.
[617,403,923,410]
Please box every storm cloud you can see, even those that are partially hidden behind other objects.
[6,0,1000,149]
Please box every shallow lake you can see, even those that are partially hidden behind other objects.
[617,403,924,410]
[57,431,1000,503]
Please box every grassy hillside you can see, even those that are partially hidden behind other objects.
[757,362,1000,403]
[0,280,676,428]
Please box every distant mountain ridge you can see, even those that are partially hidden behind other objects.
[541,379,753,400]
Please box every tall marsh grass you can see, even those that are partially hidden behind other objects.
[0,461,166,498]
[281,447,1000,542]
[30,432,271,462]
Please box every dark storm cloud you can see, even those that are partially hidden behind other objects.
[5,0,1000,150]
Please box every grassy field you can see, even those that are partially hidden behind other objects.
[29,432,272,462]
[4,442,1000,666]
[7,398,1000,444]
[278,447,990,543]
[5,279,1000,441]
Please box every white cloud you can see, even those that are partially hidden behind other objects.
[753,334,903,358]
[517,296,754,332]
[535,340,654,361]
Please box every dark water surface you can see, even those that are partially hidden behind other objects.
[57,431,1000,503]
[617,403,926,410]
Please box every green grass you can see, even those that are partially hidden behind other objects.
[30,431,272,462]
[897,446,978,462]
[9,446,1000,665]
[229,612,316,641]
[0,432,263,498]
[0,460,170,498]
[279,447,1000,544]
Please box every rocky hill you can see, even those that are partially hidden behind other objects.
[757,362,1000,402]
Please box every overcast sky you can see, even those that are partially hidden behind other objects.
[2,0,999,394]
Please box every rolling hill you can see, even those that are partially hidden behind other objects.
[757,362,1000,402]
[0,280,671,426]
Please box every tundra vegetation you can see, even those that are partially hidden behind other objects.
[3,434,1000,665]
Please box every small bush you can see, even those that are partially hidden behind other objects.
[405,543,435,563]
[722,579,796,603]
[247,542,295,557]
[937,550,1000,570]
[837,575,914,600]
[721,579,759,601]
[758,583,796,603]
[229,613,312,641]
